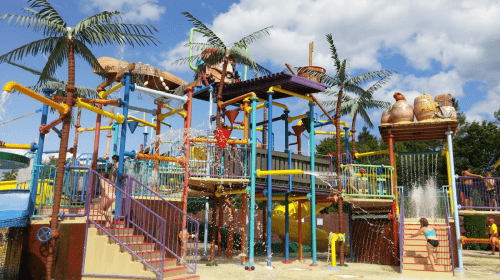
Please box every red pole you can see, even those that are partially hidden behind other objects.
[72,107,82,162]
[218,196,223,256]
[181,88,193,259]
[388,134,398,266]
[91,104,102,171]
[209,196,218,264]
[298,200,303,261]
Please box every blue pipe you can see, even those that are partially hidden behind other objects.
[28,88,54,216]
[266,91,273,267]
[113,123,119,156]
[204,201,209,260]
[308,103,317,264]
[314,120,333,128]
[284,110,290,262]
[143,132,148,149]
[116,73,133,215]
[249,97,258,269]
[344,126,350,162]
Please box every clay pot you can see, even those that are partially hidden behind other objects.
[390,92,414,123]
[297,66,326,83]
[414,93,436,121]
[435,106,457,120]
[381,110,391,124]
[434,93,453,107]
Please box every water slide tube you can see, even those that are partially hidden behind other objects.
[271,201,333,251]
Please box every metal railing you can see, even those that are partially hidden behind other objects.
[340,164,395,199]
[20,164,57,217]
[80,167,198,278]
[455,176,500,210]
[124,159,184,198]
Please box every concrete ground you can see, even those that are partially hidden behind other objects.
[196,250,500,280]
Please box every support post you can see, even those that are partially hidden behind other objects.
[203,200,209,260]
[115,73,132,215]
[388,134,398,266]
[309,103,317,266]
[28,89,53,216]
[209,196,218,265]
[284,109,291,264]
[248,97,258,270]
[446,130,464,272]
[113,123,119,156]
[266,91,273,267]
[182,88,193,235]
[349,204,354,262]
[298,200,303,261]
[240,194,247,265]
[343,126,350,162]
[72,107,82,163]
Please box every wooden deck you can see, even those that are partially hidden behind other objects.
[345,197,394,214]
[459,210,500,216]
[379,119,460,142]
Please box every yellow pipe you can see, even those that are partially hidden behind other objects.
[219,92,257,109]
[0,143,31,149]
[99,82,123,99]
[3,81,68,115]
[355,149,390,158]
[269,86,313,102]
[288,114,308,123]
[163,104,187,118]
[297,119,349,129]
[354,173,391,178]
[256,98,289,111]
[215,188,248,197]
[78,126,114,133]
[128,115,157,130]
[232,126,262,131]
[256,169,304,177]
[157,106,185,121]
[330,233,345,268]
[444,143,454,214]
[255,195,309,201]
[75,98,125,124]
[316,131,351,137]
[494,158,500,170]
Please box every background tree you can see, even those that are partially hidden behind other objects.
[311,34,397,264]
[173,12,273,129]
[0,1,159,278]
[1,169,18,181]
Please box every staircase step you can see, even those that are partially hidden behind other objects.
[98,227,135,236]
[163,274,200,280]
[402,256,452,265]
[144,258,178,270]
[403,250,451,259]
[402,269,453,276]
[110,235,144,244]
[122,242,156,252]
[404,239,450,246]
[132,250,164,261]
[403,244,450,251]
[161,266,188,278]
[403,262,453,272]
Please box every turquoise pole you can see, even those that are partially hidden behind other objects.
[113,123,119,156]
[284,110,290,263]
[266,91,273,267]
[343,126,349,162]
[248,97,258,269]
[446,131,464,271]
[309,103,317,265]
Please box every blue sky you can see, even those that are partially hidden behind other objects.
[0,0,498,162]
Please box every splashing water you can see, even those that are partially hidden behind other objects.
[0,91,11,120]
[408,179,439,219]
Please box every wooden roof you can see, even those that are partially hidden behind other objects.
[378,119,460,143]
[193,72,329,101]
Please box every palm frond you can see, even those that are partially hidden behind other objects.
[77,23,159,47]
[326,34,341,73]
[366,76,390,95]
[73,39,106,78]
[0,11,66,37]
[72,11,122,35]
[182,42,225,53]
[181,12,225,48]
[0,37,62,63]
[348,69,398,85]
[38,38,68,83]
[6,61,58,82]
[28,0,66,27]
[233,26,273,49]
[357,107,374,128]
[172,53,205,66]
[230,47,271,76]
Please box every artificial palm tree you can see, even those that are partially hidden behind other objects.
[173,12,273,129]
[0,1,158,278]
[322,77,391,156]
[310,34,397,264]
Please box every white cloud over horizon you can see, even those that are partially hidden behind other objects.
[157,0,500,127]
[81,0,166,23]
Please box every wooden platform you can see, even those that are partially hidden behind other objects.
[344,197,394,212]
[459,210,500,216]
[379,119,460,143]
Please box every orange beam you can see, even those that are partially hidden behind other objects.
[218,92,256,109]
[136,153,183,164]
[190,138,249,145]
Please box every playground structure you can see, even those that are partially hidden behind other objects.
[0,36,484,280]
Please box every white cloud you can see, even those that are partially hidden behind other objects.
[465,84,500,122]
[82,0,166,23]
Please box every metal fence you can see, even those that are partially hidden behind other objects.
[455,176,500,210]
[189,144,250,179]
[340,164,395,199]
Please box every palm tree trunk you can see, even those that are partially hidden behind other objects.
[216,58,229,129]
[351,112,357,159]
[336,87,344,264]
[46,41,76,280]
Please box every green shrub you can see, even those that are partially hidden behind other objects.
[463,216,488,251]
